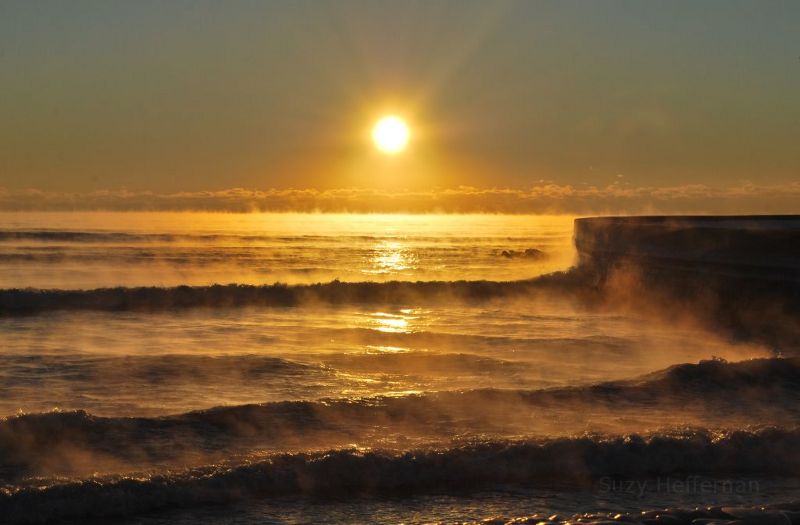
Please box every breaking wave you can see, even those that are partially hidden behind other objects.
[0,271,589,315]
[3,427,800,523]
[2,358,799,480]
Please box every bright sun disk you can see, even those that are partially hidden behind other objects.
[372,116,410,154]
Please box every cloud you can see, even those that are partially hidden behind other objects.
[0,183,798,214]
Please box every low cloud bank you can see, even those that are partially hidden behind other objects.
[1,183,799,214]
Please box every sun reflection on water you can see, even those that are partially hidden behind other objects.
[369,311,418,333]
[365,345,409,354]
[365,240,419,275]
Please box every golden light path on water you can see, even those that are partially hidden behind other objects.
[0,209,783,525]
[0,212,577,288]
[0,211,772,419]
[364,240,420,275]
[371,313,411,333]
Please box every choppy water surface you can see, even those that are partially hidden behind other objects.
[0,213,794,524]
[0,212,574,288]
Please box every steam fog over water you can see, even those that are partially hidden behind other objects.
[0,213,797,524]
[0,213,574,288]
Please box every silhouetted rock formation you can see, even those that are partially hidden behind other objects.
[574,216,800,351]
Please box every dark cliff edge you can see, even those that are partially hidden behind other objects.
[574,215,800,351]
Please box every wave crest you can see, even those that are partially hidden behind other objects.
[2,358,800,482]
[0,272,586,315]
[3,427,800,523]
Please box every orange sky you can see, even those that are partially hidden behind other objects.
[0,1,798,211]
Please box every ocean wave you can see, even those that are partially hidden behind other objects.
[0,250,295,264]
[0,230,539,244]
[0,230,331,243]
[437,503,800,525]
[626,356,800,392]
[2,358,799,483]
[0,271,588,315]
[3,427,800,523]
[0,230,177,243]
[321,351,533,376]
[0,230,254,243]
[316,327,631,354]
[0,350,538,385]
[0,353,318,383]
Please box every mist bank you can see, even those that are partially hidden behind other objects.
[2,184,800,214]
[2,357,800,482]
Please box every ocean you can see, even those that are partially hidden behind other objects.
[0,212,797,524]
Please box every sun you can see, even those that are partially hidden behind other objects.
[372,115,410,154]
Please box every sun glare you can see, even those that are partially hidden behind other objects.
[372,116,410,154]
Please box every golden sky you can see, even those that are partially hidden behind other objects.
[0,0,798,211]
